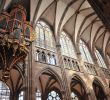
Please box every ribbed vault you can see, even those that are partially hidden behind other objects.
[2,0,110,56]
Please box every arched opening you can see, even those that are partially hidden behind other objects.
[0,80,10,100]
[95,49,107,68]
[36,68,62,100]
[79,39,93,64]
[60,31,79,70]
[35,21,57,65]
[93,80,107,100]
[79,40,97,75]
[35,21,55,51]
[70,76,88,100]
[60,31,77,59]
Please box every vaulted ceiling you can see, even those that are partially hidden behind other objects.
[1,0,110,56]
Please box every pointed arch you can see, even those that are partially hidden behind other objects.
[70,74,89,100]
[35,20,56,51]
[71,74,89,92]
[93,77,105,88]
[36,67,63,100]
[92,78,107,100]
[37,67,63,88]
[79,39,93,64]
[60,31,77,58]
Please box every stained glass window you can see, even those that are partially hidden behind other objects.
[79,40,93,64]
[60,32,77,58]
[47,90,61,100]
[95,49,107,68]
[36,90,41,100]
[19,91,24,100]
[35,21,55,51]
[0,81,10,100]
[71,92,79,100]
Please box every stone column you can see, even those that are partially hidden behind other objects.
[25,43,33,100]
[56,44,72,100]
[75,44,87,73]
[76,51,90,85]
[75,46,97,100]
[88,89,97,100]
[76,52,85,72]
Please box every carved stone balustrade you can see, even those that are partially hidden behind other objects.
[84,62,97,75]
[34,46,57,66]
[62,56,80,71]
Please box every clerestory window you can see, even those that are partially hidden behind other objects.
[60,32,77,58]
[79,40,93,64]
[35,21,55,51]
[95,49,107,68]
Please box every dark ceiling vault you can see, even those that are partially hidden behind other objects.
[87,0,110,30]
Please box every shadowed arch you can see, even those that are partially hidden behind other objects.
[93,78,107,100]
[70,74,89,100]
[36,67,63,100]
[37,67,63,88]
[72,74,89,92]
[93,77,105,87]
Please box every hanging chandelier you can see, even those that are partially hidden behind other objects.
[0,4,36,82]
